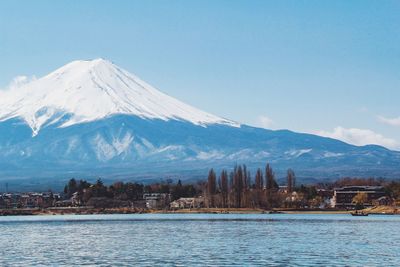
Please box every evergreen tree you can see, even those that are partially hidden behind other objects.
[92,178,108,197]
[65,178,78,198]
[172,179,183,200]
[265,163,279,208]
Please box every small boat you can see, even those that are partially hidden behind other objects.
[268,210,283,214]
[351,211,368,216]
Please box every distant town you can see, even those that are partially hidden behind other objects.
[1,163,399,215]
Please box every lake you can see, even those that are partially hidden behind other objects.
[0,213,398,266]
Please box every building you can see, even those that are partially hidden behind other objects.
[332,186,386,208]
[71,192,82,206]
[170,197,204,209]
[372,196,393,206]
[317,189,334,208]
[0,192,60,209]
[278,186,288,194]
[143,193,171,209]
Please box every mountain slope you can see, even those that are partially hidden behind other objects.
[0,59,399,189]
[0,59,238,136]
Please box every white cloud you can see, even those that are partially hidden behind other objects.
[316,126,400,151]
[2,75,36,91]
[377,115,400,127]
[256,115,274,129]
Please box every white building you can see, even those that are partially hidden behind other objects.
[170,197,204,209]
[143,193,171,209]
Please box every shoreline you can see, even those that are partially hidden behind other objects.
[0,207,351,216]
[0,207,147,216]
[155,208,352,215]
[0,206,398,216]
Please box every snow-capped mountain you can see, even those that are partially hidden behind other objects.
[0,59,399,189]
[0,59,238,136]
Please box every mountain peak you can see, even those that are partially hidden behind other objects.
[0,59,239,136]
[47,58,117,80]
[58,58,113,69]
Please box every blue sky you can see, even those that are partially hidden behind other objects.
[1,0,399,149]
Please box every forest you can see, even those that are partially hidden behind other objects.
[62,163,400,209]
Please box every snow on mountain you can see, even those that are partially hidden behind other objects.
[0,58,238,136]
[285,149,313,158]
[1,59,400,188]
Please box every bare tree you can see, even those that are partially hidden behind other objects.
[287,168,296,193]
[255,168,263,190]
[265,163,275,190]
[207,169,217,207]
[233,165,243,208]
[219,169,229,208]
[265,163,278,208]
[254,168,264,207]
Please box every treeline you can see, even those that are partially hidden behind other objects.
[63,178,200,204]
[62,166,400,209]
[64,179,144,203]
[62,163,311,209]
[205,164,296,209]
[204,165,400,209]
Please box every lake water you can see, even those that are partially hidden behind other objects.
[0,213,398,266]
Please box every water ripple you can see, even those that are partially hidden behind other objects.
[0,214,399,266]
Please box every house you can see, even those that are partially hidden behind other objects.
[170,197,204,209]
[54,199,73,207]
[0,192,60,209]
[332,186,386,208]
[316,189,334,208]
[1,193,16,208]
[278,186,288,194]
[284,192,299,203]
[71,192,82,206]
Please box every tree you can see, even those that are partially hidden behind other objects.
[352,192,368,210]
[159,183,171,194]
[64,178,78,198]
[77,180,90,190]
[243,165,248,189]
[255,168,263,190]
[265,164,276,190]
[92,178,108,198]
[172,180,183,200]
[125,182,144,200]
[310,196,324,208]
[207,169,217,207]
[207,169,217,195]
[287,169,296,193]
[298,185,318,200]
[385,181,400,200]
[265,163,279,208]
[242,165,250,207]
[233,165,244,208]
[219,170,229,208]
[254,168,264,207]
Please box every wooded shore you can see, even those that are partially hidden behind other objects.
[1,206,398,216]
